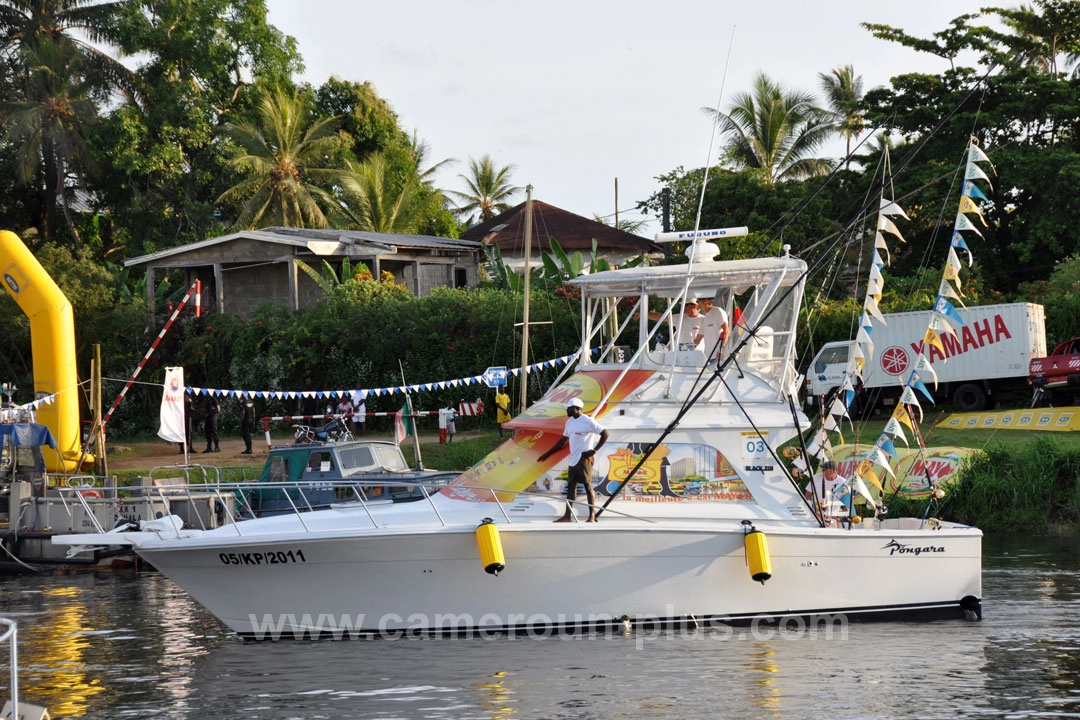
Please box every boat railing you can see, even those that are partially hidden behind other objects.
[0,619,16,720]
[53,478,653,537]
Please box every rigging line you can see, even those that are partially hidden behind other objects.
[667,25,736,386]
[786,392,827,527]
[757,111,895,247]
[771,63,1000,275]
[692,24,737,237]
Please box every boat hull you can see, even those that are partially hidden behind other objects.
[132,520,982,638]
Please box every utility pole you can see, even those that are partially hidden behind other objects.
[519,185,534,415]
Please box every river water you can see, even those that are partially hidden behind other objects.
[1,533,1078,720]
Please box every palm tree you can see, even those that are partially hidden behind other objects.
[709,72,835,184]
[448,155,520,224]
[0,0,136,94]
[818,65,865,166]
[986,0,1080,79]
[339,151,445,233]
[217,87,348,230]
[3,37,98,245]
[407,130,454,187]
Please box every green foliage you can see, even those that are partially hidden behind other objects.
[943,437,1080,531]
[1018,255,1080,346]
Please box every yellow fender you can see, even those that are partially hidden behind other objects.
[475,518,505,575]
[0,230,90,471]
[743,526,772,584]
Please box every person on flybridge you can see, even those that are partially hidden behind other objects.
[537,398,609,523]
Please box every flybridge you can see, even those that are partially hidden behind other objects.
[914,313,1013,363]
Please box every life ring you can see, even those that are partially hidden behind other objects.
[77,489,100,499]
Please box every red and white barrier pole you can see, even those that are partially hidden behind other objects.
[103,282,198,429]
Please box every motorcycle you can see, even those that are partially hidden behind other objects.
[293,416,353,444]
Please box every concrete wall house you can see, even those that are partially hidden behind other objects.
[124,227,483,318]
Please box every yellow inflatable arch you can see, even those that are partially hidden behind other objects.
[1,230,90,471]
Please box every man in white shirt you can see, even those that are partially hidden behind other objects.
[676,298,706,349]
[698,296,730,360]
[538,397,609,523]
[805,460,877,523]
[350,383,367,436]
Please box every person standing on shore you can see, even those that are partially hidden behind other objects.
[351,383,367,436]
[178,392,195,454]
[203,394,221,453]
[495,389,511,438]
[239,397,255,455]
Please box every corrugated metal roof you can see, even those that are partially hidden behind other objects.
[124,228,481,267]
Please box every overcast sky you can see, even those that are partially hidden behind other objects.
[265,0,995,235]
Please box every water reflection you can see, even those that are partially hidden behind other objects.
[0,534,1078,718]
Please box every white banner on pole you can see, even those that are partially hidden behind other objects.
[158,367,187,443]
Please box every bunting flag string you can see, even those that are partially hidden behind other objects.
[803,138,994,511]
[799,148,911,503]
[833,136,993,502]
[185,352,581,402]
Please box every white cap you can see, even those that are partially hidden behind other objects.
[685,297,699,304]
[566,398,584,408]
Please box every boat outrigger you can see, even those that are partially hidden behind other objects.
[55,237,982,637]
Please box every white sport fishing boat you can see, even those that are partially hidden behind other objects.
[56,238,982,638]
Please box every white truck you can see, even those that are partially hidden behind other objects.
[804,302,1046,413]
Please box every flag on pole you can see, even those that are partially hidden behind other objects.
[158,367,187,443]
[394,400,413,443]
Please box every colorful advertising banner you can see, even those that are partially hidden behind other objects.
[827,444,977,498]
[938,408,1080,432]
[442,369,756,504]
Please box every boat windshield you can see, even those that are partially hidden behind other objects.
[338,445,409,474]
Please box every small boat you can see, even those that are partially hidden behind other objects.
[242,438,459,515]
[0,419,216,571]
[55,240,982,637]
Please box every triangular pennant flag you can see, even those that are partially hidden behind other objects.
[882,416,909,446]
[877,435,899,461]
[906,370,934,402]
[967,143,993,168]
[946,246,966,279]
[879,197,910,220]
[892,403,914,429]
[950,231,973,267]
[900,388,930,418]
[964,162,994,190]
[857,463,883,493]
[958,196,988,226]
[962,180,989,202]
[864,294,887,325]
[933,296,966,327]
[923,327,945,355]
[938,279,966,307]
[874,232,892,266]
[865,447,896,478]
[954,213,984,238]
[912,352,939,389]
[878,214,906,243]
